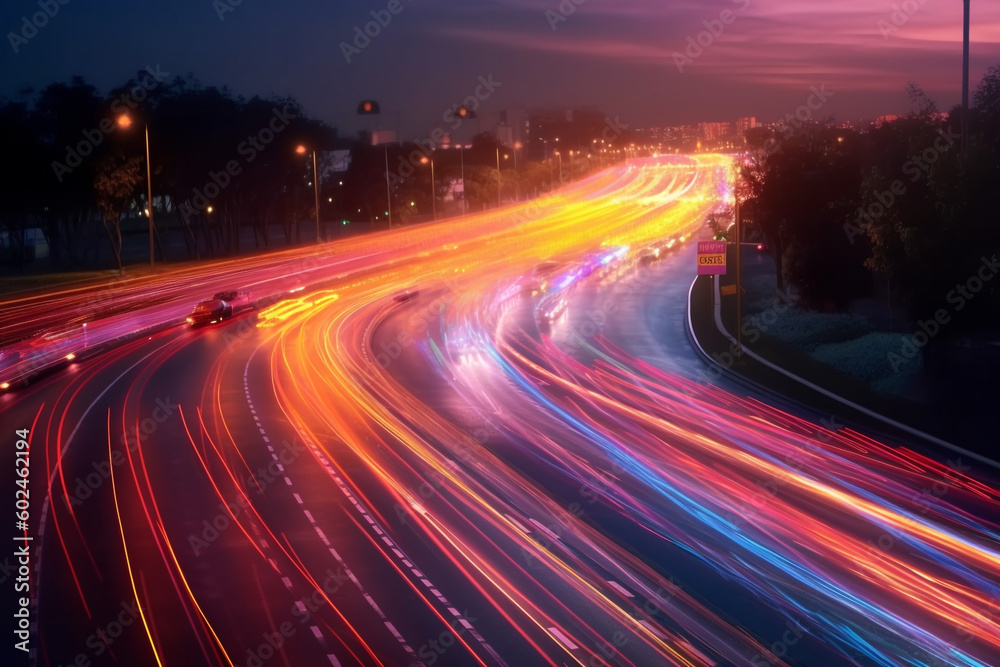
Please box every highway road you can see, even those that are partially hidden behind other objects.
[3,156,999,667]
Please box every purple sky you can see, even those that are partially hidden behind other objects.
[3,0,999,137]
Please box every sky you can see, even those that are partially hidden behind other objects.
[3,0,1000,139]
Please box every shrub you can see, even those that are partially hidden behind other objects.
[811,333,915,385]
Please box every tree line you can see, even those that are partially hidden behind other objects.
[0,72,625,273]
[739,67,1000,336]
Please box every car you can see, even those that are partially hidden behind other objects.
[187,298,232,326]
[523,261,564,295]
[213,290,254,311]
[638,246,662,264]
[393,289,420,303]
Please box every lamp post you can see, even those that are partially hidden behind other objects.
[504,152,518,201]
[495,146,502,208]
[554,150,563,183]
[420,156,436,220]
[117,114,156,272]
[384,145,392,229]
[459,144,471,215]
[358,99,393,229]
[296,145,322,243]
[735,165,743,361]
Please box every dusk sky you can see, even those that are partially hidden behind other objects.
[3,0,1000,137]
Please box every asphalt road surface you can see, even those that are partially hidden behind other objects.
[3,156,999,667]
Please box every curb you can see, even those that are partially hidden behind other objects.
[685,274,1000,472]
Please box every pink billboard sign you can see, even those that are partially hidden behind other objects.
[697,241,727,275]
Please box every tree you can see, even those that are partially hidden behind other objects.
[94,155,144,271]
[741,124,867,308]
[32,78,106,266]
[974,65,1000,151]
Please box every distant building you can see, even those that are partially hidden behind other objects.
[699,121,733,142]
[527,108,612,159]
[476,108,528,147]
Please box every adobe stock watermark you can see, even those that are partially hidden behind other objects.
[727,415,844,531]
[58,599,141,666]
[50,65,171,182]
[239,567,350,667]
[863,457,971,559]
[703,286,799,381]
[509,114,628,226]
[545,0,586,31]
[178,105,297,222]
[64,397,178,508]
[672,0,751,73]
[213,0,245,22]
[340,0,412,63]
[389,75,504,187]
[844,126,959,244]
[410,609,480,666]
[956,592,1000,647]
[886,254,1000,372]
[747,85,835,163]
[188,437,306,555]
[373,277,463,369]
[749,618,807,666]
[393,445,477,526]
[7,0,71,54]
[878,0,928,40]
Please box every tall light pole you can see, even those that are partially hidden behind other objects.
[420,156,436,220]
[735,165,743,361]
[384,145,392,229]
[459,145,469,215]
[117,114,155,272]
[962,0,970,159]
[357,99,393,229]
[504,152,518,201]
[495,146,502,208]
[144,123,154,270]
[296,145,322,243]
[554,150,563,182]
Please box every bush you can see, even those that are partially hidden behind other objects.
[811,333,916,385]
[751,310,874,352]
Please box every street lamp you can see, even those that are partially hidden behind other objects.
[734,164,743,361]
[554,150,563,182]
[495,146,502,208]
[458,144,471,215]
[357,99,393,229]
[420,156,436,220]
[117,114,156,272]
[504,151,519,201]
[296,144,322,243]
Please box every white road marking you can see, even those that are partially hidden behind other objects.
[548,626,579,650]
